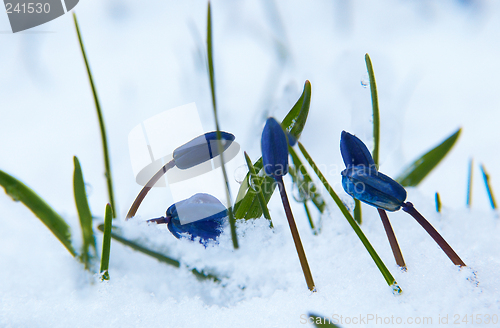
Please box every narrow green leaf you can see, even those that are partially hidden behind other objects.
[365,53,380,167]
[289,146,326,214]
[73,13,117,218]
[396,128,462,187]
[303,202,317,235]
[353,199,362,224]
[298,142,400,292]
[435,192,441,213]
[288,146,325,234]
[234,157,275,220]
[73,156,96,270]
[243,152,273,227]
[207,2,238,249]
[361,53,380,226]
[100,204,113,281]
[0,170,76,257]
[96,224,220,282]
[234,81,312,220]
[308,313,342,327]
[98,224,179,267]
[282,80,311,140]
[480,164,497,210]
[466,158,473,208]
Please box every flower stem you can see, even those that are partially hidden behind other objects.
[402,202,466,267]
[125,160,175,220]
[276,176,316,291]
[377,209,406,270]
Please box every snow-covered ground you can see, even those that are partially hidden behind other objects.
[1,0,499,327]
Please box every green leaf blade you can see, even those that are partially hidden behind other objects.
[480,164,497,210]
[466,158,473,208]
[100,204,113,280]
[73,13,117,218]
[353,199,362,224]
[435,192,441,213]
[0,170,76,257]
[73,156,96,270]
[289,146,326,214]
[206,2,238,249]
[397,128,462,187]
[96,224,219,282]
[365,53,380,167]
[282,80,311,140]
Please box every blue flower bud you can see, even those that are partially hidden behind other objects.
[173,131,235,169]
[261,117,289,179]
[341,165,407,211]
[340,131,375,168]
[154,193,227,246]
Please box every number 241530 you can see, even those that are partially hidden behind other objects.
[454,314,498,324]
[5,3,50,14]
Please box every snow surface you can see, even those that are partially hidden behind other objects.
[1,0,499,327]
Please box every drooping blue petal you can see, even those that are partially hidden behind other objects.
[340,131,376,168]
[261,117,289,179]
[173,131,235,170]
[342,165,407,211]
[165,193,227,245]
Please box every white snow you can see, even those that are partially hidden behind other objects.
[1,0,499,327]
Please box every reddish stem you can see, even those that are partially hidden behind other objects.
[377,208,406,270]
[126,160,176,220]
[147,217,170,224]
[276,176,316,291]
[402,202,466,267]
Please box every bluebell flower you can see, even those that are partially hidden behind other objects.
[261,117,289,179]
[341,165,407,211]
[149,193,227,246]
[339,130,465,267]
[260,117,316,290]
[173,131,235,169]
[340,131,376,168]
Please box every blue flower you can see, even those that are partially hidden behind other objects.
[261,117,289,179]
[342,165,407,211]
[339,131,466,267]
[340,131,406,211]
[340,131,376,168]
[150,193,227,246]
[173,131,235,169]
